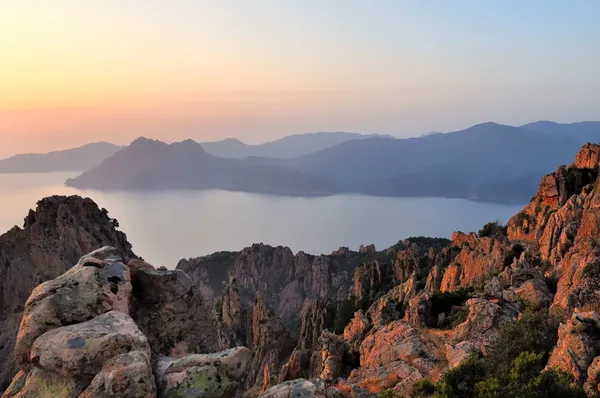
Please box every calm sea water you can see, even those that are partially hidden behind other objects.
[0,172,523,268]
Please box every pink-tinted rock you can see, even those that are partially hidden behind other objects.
[30,311,149,383]
[79,351,156,398]
[14,249,132,371]
[547,311,600,384]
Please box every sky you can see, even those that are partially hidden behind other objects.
[1,1,599,156]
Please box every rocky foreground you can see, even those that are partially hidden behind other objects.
[4,143,600,397]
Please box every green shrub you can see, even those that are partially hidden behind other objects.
[476,352,586,398]
[428,288,474,329]
[420,310,586,398]
[478,221,507,239]
[334,298,356,334]
[380,390,404,398]
[484,309,558,375]
[412,379,436,397]
[503,243,525,267]
[434,355,487,398]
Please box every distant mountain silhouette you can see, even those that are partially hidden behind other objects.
[65,122,600,203]
[200,132,394,159]
[0,142,122,173]
[66,137,334,196]
[283,122,584,202]
[522,121,600,143]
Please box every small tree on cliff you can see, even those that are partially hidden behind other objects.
[478,221,507,239]
[334,298,356,334]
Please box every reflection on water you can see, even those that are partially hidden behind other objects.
[0,172,523,267]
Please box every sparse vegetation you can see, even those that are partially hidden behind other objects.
[427,288,474,329]
[514,211,529,228]
[478,221,507,239]
[412,379,436,398]
[415,310,585,398]
[380,389,404,398]
[503,243,525,267]
[334,298,356,334]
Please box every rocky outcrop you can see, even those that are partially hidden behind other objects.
[178,239,451,336]
[259,379,344,398]
[216,278,250,349]
[440,232,509,292]
[310,332,349,383]
[339,320,435,395]
[246,294,296,392]
[547,311,600,384]
[506,145,598,246]
[483,253,554,309]
[453,298,518,349]
[574,143,600,170]
[14,247,133,371]
[5,248,152,398]
[278,300,336,383]
[130,267,219,358]
[586,356,600,394]
[155,347,251,397]
[3,247,258,398]
[444,341,481,368]
[343,311,371,355]
[353,261,388,300]
[178,244,357,328]
[80,351,156,398]
[0,196,135,390]
[13,145,600,397]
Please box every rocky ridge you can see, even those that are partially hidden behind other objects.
[0,196,135,391]
[195,143,600,396]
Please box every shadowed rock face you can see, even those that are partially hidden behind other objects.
[0,196,136,392]
[130,267,219,358]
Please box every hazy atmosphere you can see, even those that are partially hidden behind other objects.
[2,0,600,155]
[4,2,600,397]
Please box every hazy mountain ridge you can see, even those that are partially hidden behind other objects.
[200,131,394,159]
[66,121,599,203]
[66,137,335,196]
[284,122,586,202]
[0,142,122,173]
[0,132,385,173]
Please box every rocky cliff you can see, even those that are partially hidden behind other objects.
[257,143,600,396]
[0,196,135,392]
[6,143,600,397]
[3,246,241,398]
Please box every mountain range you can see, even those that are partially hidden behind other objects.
[65,121,600,203]
[0,142,122,173]
[200,131,394,159]
[0,132,386,174]
[66,138,335,195]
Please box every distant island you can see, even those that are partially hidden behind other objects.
[64,121,600,204]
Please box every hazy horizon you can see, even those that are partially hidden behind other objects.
[2,1,599,155]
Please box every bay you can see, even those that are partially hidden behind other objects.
[0,172,523,267]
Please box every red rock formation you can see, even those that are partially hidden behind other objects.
[547,311,600,384]
[246,293,296,392]
[440,232,509,292]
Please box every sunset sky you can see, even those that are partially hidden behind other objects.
[1,1,599,157]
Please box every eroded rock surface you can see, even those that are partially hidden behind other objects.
[0,196,135,390]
